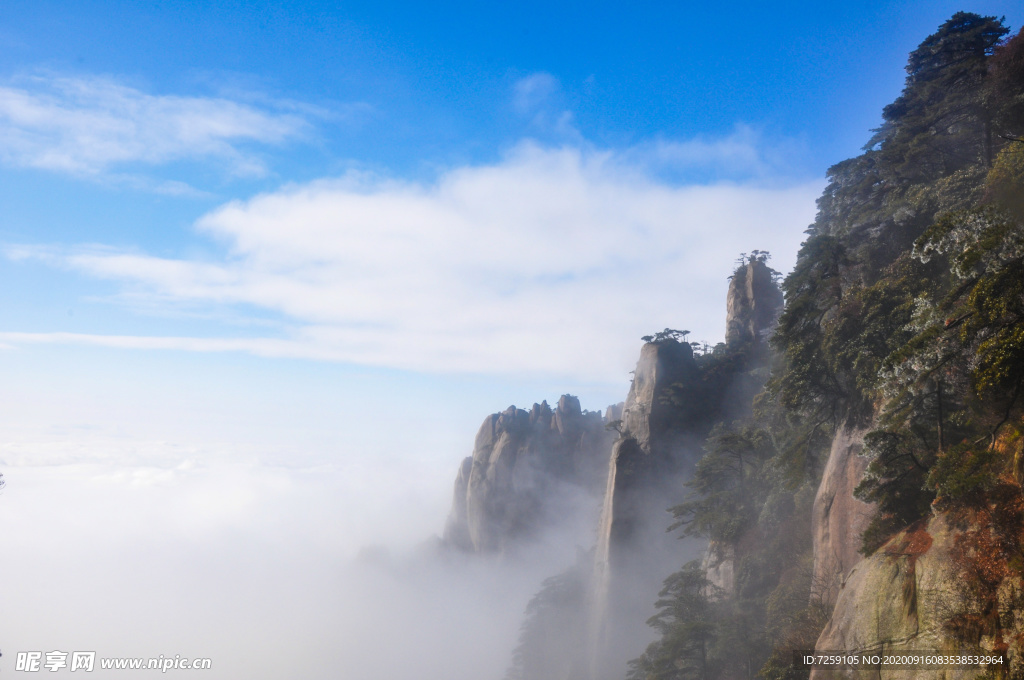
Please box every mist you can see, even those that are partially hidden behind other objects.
[0,346,626,679]
[0,464,601,679]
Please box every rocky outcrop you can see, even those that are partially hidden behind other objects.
[589,340,705,679]
[602,339,700,551]
[811,517,951,680]
[814,512,1024,679]
[725,259,783,349]
[443,395,612,553]
[812,424,875,601]
[620,339,698,457]
[702,541,735,595]
[809,515,1018,680]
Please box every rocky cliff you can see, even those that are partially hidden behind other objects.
[695,257,784,596]
[590,338,708,680]
[812,424,875,601]
[811,517,958,680]
[602,338,709,555]
[725,258,783,350]
[507,16,1024,680]
[811,514,1024,680]
[443,395,612,553]
[619,340,698,457]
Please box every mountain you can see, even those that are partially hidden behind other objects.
[441,257,783,679]
[442,395,614,554]
[439,12,1024,680]
[629,13,1024,680]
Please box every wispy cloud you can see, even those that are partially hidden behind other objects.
[513,72,561,114]
[0,74,308,176]
[512,72,580,140]
[510,75,801,181]
[625,125,811,182]
[5,141,822,382]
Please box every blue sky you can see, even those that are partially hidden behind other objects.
[0,0,1020,490]
[3,1,1014,182]
[0,5,1021,676]
[1,1,1018,387]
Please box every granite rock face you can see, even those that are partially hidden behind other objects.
[812,424,875,602]
[603,339,702,549]
[590,339,706,678]
[620,339,698,457]
[702,541,736,595]
[725,259,784,349]
[811,517,952,680]
[443,395,613,553]
[810,516,994,680]
[813,512,1024,680]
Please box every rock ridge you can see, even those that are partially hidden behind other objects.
[443,394,613,553]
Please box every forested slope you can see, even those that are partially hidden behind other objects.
[627,13,1024,680]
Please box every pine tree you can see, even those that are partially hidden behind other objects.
[876,12,1008,175]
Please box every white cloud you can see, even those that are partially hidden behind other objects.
[513,72,561,114]
[0,74,308,176]
[624,124,810,181]
[512,72,581,140]
[6,142,822,382]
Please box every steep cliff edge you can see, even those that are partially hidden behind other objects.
[605,339,699,550]
[812,514,1024,680]
[696,256,783,594]
[811,517,958,680]
[443,394,613,553]
[591,338,712,680]
[726,258,784,350]
[516,16,1024,680]
[812,424,875,600]
[619,339,698,457]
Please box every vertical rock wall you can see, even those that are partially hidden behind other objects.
[443,395,613,553]
[726,259,784,349]
[812,424,875,601]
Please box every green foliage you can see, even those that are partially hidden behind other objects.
[984,145,1024,218]
[626,17,1024,680]
[989,27,1024,140]
[764,15,1024,556]
[734,250,774,269]
[772,16,1020,427]
[854,430,937,554]
[626,562,721,680]
[770,233,848,418]
[632,410,823,680]
[505,556,588,680]
[759,551,834,680]
[669,423,775,543]
[928,441,1001,508]
[635,353,829,679]
[857,205,1024,551]
[912,206,1024,400]
[877,12,1007,174]
[658,341,764,440]
[643,328,691,343]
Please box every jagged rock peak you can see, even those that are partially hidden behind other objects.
[621,338,697,454]
[443,394,615,553]
[725,258,783,348]
[597,338,700,559]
